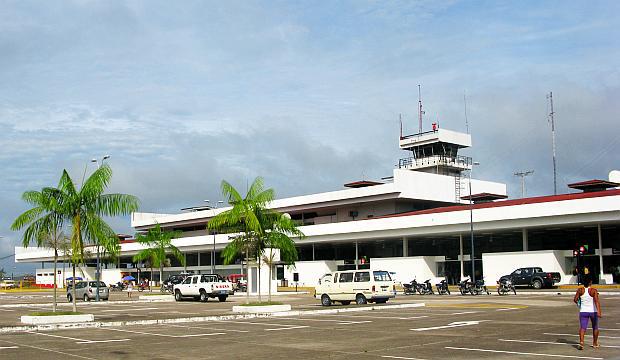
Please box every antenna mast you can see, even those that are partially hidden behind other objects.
[547,92,557,195]
[399,113,403,139]
[418,85,423,133]
[464,90,469,134]
[514,170,534,198]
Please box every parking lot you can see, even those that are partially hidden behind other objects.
[0,291,619,359]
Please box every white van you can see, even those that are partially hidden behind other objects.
[315,270,396,306]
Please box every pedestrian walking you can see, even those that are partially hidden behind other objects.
[127,281,134,298]
[573,276,602,350]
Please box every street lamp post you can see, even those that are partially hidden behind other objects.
[468,161,480,283]
[91,155,110,301]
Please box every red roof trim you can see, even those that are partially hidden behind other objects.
[376,188,620,220]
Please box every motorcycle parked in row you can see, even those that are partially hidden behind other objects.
[458,277,472,295]
[470,279,490,295]
[417,279,434,295]
[497,278,517,295]
[435,279,450,295]
[403,280,417,295]
[110,282,126,291]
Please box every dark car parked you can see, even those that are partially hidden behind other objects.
[499,267,561,289]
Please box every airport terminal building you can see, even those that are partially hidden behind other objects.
[16,128,620,289]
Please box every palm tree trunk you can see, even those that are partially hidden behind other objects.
[53,249,58,313]
[71,263,77,313]
[268,248,273,303]
[245,247,249,305]
[159,265,163,292]
[150,265,153,292]
[257,254,262,302]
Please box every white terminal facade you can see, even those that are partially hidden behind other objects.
[16,128,620,290]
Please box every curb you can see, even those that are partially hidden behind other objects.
[0,302,424,334]
[0,298,175,309]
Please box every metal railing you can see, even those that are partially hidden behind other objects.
[398,155,472,169]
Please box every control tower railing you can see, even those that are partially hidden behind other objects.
[398,155,472,171]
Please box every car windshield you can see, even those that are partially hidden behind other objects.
[373,271,392,282]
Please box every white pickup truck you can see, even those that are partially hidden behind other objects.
[173,274,234,302]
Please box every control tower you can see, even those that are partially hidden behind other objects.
[398,127,473,201]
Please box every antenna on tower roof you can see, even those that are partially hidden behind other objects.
[399,113,403,139]
[547,91,557,195]
[464,90,469,134]
[418,85,423,133]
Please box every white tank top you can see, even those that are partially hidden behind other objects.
[579,288,595,313]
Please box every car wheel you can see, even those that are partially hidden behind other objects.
[341,300,351,305]
[321,294,332,307]
[218,295,227,302]
[200,290,208,302]
[175,290,182,301]
[84,294,90,302]
[355,294,367,305]
[532,279,542,289]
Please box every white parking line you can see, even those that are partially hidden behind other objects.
[277,317,372,324]
[445,346,603,359]
[0,346,19,350]
[499,339,620,349]
[76,339,131,344]
[214,320,304,327]
[265,325,310,331]
[167,324,249,333]
[28,331,87,342]
[411,320,487,331]
[544,332,620,339]
[99,307,158,312]
[323,314,428,320]
[101,327,225,338]
[381,355,426,360]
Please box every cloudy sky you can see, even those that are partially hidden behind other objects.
[1,1,619,274]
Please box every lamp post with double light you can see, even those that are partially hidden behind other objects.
[91,155,110,301]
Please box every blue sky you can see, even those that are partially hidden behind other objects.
[1,1,619,274]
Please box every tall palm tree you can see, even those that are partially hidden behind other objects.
[37,164,138,311]
[132,223,185,292]
[208,177,274,303]
[11,187,65,312]
[261,212,304,302]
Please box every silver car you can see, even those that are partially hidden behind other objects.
[66,281,109,302]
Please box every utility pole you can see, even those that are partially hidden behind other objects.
[514,170,534,198]
[547,92,557,195]
[418,85,423,133]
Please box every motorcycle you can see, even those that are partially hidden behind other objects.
[497,278,517,295]
[470,279,490,295]
[403,280,417,295]
[110,282,126,291]
[137,281,149,292]
[458,278,472,295]
[435,279,450,295]
[417,279,434,295]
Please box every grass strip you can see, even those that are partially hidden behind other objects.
[29,311,83,316]
[238,301,284,306]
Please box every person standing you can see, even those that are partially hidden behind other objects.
[573,276,602,350]
[127,281,133,299]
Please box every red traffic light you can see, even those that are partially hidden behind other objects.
[579,246,585,253]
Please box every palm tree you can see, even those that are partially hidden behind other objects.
[47,164,138,311]
[11,187,65,312]
[132,223,185,292]
[261,212,304,302]
[208,177,275,303]
[43,232,71,312]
